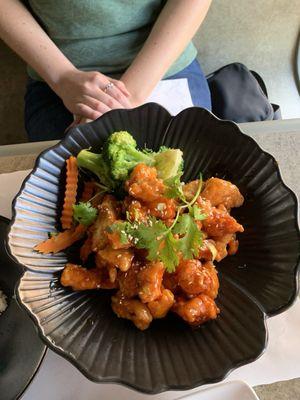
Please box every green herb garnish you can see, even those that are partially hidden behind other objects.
[107,175,206,273]
[73,202,98,226]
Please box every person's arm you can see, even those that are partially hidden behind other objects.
[121,0,212,107]
[0,0,130,120]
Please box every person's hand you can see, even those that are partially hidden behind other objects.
[55,68,132,121]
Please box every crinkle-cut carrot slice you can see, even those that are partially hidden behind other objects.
[61,156,78,229]
[80,181,95,202]
[34,224,86,254]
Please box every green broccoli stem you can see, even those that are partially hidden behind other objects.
[126,146,156,166]
[77,150,102,177]
[77,150,114,189]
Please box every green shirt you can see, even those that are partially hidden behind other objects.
[27,0,197,80]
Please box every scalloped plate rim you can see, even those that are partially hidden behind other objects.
[6,103,300,392]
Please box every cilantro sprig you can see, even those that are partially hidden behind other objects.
[73,202,98,226]
[108,174,206,272]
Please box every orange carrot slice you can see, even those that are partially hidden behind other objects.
[61,156,78,229]
[80,181,95,202]
[35,224,86,254]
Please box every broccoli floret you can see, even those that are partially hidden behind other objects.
[77,150,115,189]
[103,131,155,181]
[154,148,183,180]
[77,131,184,190]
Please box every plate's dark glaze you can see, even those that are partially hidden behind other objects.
[0,216,46,400]
[7,104,300,394]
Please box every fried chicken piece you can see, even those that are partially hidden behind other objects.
[213,233,234,261]
[202,261,219,299]
[125,163,165,202]
[92,195,120,251]
[80,231,93,262]
[196,239,217,261]
[148,288,174,318]
[177,259,219,298]
[201,177,244,209]
[107,265,118,283]
[197,197,244,237]
[96,246,134,272]
[163,271,179,292]
[172,294,219,326]
[228,236,239,255]
[60,263,117,290]
[118,261,141,298]
[111,291,153,330]
[106,227,132,250]
[147,197,177,220]
[183,180,200,202]
[123,196,149,223]
[137,261,165,303]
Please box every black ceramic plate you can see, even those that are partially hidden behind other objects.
[7,104,300,394]
[0,216,46,400]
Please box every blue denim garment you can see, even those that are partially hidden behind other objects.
[24,58,211,142]
[165,58,211,111]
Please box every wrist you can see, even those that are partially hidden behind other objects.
[121,75,150,109]
[47,64,78,96]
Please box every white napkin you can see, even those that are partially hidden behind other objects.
[1,169,299,400]
[146,78,193,115]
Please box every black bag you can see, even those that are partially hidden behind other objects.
[207,63,281,123]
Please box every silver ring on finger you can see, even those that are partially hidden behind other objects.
[103,82,114,93]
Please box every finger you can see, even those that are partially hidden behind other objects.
[84,77,129,108]
[75,103,102,121]
[88,88,125,110]
[82,95,111,114]
[78,117,93,124]
[110,79,130,97]
[108,85,132,108]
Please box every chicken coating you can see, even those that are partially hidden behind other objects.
[148,289,174,318]
[213,233,239,261]
[125,163,165,202]
[80,233,93,262]
[112,291,153,330]
[59,162,244,330]
[177,259,219,298]
[137,261,165,303]
[183,180,200,202]
[228,237,239,255]
[202,261,219,299]
[123,197,149,223]
[61,263,117,290]
[107,265,118,283]
[163,271,179,292]
[97,246,134,272]
[197,197,244,237]
[92,195,120,251]
[196,239,217,261]
[201,177,244,209]
[106,221,133,250]
[117,261,141,298]
[172,294,219,326]
[147,197,177,220]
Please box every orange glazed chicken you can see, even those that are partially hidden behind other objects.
[35,132,244,330]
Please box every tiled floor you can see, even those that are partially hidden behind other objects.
[0,0,299,145]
